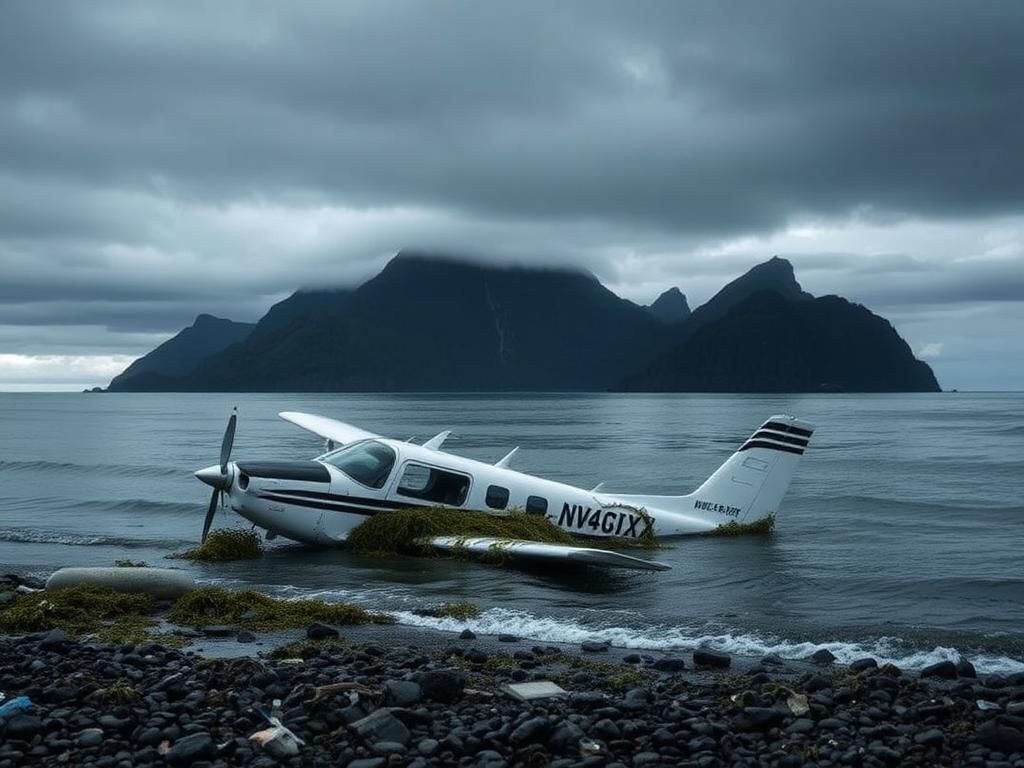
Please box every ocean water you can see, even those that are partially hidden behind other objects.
[1,392,1022,673]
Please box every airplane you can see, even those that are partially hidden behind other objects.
[194,410,814,572]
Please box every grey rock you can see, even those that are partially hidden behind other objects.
[849,657,878,672]
[371,740,407,755]
[956,657,977,678]
[350,709,411,746]
[652,656,686,672]
[977,720,1024,753]
[593,718,621,740]
[920,660,957,679]
[693,649,730,668]
[498,633,518,642]
[165,733,215,766]
[810,648,836,664]
[547,720,585,753]
[761,653,784,666]
[581,640,609,653]
[458,629,476,640]
[632,753,661,766]
[786,718,814,734]
[465,648,489,664]
[4,714,42,740]
[383,679,422,707]
[347,759,385,768]
[414,668,465,703]
[236,630,256,643]
[914,727,944,746]
[306,622,339,640]
[736,706,785,730]
[417,738,440,757]
[623,653,641,664]
[510,716,553,745]
[76,728,104,747]
[40,628,68,650]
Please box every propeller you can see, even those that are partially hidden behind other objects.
[195,407,237,543]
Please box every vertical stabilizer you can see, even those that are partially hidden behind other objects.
[690,415,815,524]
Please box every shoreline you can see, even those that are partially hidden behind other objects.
[3,611,1024,766]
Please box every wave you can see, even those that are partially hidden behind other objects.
[389,607,1024,675]
[0,527,185,548]
[0,459,183,479]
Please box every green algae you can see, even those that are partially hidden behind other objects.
[267,638,348,660]
[168,528,264,562]
[0,585,157,643]
[168,585,395,630]
[346,507,579,557]
[416,601,482,620]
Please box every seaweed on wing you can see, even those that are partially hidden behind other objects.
[344,506,578,556]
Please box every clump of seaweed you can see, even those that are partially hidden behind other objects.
[168,529,264,562]
[103,678,138,705]
[114,559,148,567]
[168,586,394,630]
[0,585,156,641]
[414,601,482,620]
[709,514,775,537]
[267,638,347,660]
[346,507,578,557]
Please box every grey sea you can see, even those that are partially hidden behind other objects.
[1,392,1022,673]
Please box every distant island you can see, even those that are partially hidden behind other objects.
[106,252,940,393]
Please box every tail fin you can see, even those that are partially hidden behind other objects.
[690,415,814,524]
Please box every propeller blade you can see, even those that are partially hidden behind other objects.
[201,487,219,543]
[219,407,237,473]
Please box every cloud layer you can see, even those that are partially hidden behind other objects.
[1,1,1022,389]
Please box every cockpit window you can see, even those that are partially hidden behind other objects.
[323,441,396,489]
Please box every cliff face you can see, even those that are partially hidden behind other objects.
[619,290,941,393]
[108,314,254,391]
[646,287,691,324]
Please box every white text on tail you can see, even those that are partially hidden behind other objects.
[689,415,815,525]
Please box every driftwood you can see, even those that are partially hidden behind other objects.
[306,681,378,705]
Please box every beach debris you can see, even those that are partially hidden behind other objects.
[45,566,194,599]
[976,699,1001,711]
[250,698,306,759]
[307,681,378,706]
[579,737,605,756]
[787,692,810,716]
[0,695,32,716]
[501,680,568,702]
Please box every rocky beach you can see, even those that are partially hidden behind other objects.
[2,576,1023,768]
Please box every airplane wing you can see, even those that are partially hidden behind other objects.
[279,411,379,447]
[426,536,671,572]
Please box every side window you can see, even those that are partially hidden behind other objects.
[525,495,548,515]
[397,463,471,506]
[485,485,509,510]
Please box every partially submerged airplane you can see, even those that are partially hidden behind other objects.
[195,411,814,572]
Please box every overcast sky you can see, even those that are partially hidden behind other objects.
[1,1,1022,390]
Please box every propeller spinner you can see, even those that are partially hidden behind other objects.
[194,407,237,543]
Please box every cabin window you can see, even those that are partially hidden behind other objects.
[323,440,396,489]
[525,495,548,515]
[485,485,509,510]
[397,463,470,506]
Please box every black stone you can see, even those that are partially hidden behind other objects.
[414,669,465,703]
[581,640,609,653]
[165,733,215,766]
[458,629,476,640]
[920,660,957,679]
[652,657,687,672]
[693,649,731,668]
[383,680,422,707]
[849,657,878,672]
[306,622,340,640]
[810,648,836,664]
[350,709,410,746]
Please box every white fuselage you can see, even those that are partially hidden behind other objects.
[224,438,713,546]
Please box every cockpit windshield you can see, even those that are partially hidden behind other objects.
[322,440,396,489]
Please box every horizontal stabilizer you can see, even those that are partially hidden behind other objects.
[495,447,518,468]
[279,411,378,448]
[426,536,671,572]
[422,430,452,450]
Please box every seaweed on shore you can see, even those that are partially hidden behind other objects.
[346,507,578,557]
[267,638,347,660]
[168,528,264,562]
[0,585,157,642]
[168,585,395,630]
[414,601,482,620]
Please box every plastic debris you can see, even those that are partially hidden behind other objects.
[977,699,1001,711]
[250,698,306,759]
[0,696,32,716]
[500,681,567,701]
[786,692,810,716]
[579,737,604,757]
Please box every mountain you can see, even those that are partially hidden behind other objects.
[256,287,352,336]
[116,253,669,391]
[646,287,691,324]
[619,290,940,392]
[108,314,255,390]
[684,255,812,334]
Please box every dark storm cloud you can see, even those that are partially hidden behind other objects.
[0,1,1023,389]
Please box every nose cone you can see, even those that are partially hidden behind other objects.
[195,464,226,489]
